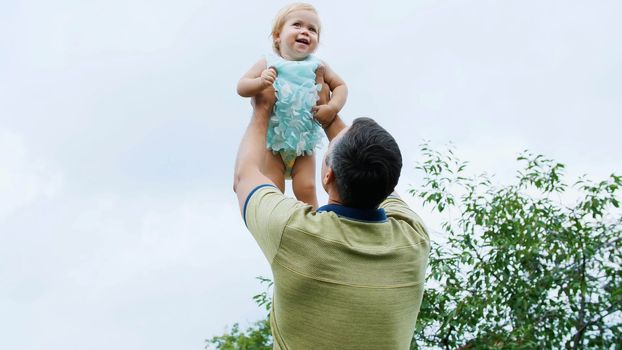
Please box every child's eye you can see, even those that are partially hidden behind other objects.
[309,27,317,33]
[292,22,301,28]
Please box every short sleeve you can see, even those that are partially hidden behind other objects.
[380,196,430,242]
[244,185,307,264]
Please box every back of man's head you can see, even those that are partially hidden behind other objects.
[329,117,402,209]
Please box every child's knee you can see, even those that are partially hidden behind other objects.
[267,174,285,193]
[291,165,318,207]
[293,177,316,196]
[293,180,318,208]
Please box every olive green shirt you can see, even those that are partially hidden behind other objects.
[244,185,430,350]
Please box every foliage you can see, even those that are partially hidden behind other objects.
[410,143,622,349]
[252,276,274,313]
[206,319,272,350]
[206,277,273,350]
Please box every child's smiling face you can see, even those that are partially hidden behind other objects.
[275,10,320,61]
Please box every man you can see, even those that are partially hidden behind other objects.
[233,71,430,349]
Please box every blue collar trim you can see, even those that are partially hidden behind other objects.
[317,204,387,222]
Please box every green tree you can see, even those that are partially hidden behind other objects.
[410,144,622,349]
[206,319,272,350]
[206,277,273,350]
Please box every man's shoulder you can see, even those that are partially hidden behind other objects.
[380,196,430,242]
[380,196,415,218]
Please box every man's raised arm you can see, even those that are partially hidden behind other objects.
[233,89,277,213]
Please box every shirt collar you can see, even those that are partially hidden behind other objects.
[317,204,387,222]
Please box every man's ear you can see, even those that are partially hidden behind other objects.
[323,167,335,187]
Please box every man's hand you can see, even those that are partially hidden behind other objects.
[251,84,276,123]
[312,104,337,126]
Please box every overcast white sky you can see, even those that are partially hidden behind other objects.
[1,1,621,349]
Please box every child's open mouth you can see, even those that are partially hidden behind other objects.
[296,38,310,45]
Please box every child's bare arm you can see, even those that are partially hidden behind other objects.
[322,62,348,112]
[237,59,277,97]
[312,62,348,122]
[314,65,347,137]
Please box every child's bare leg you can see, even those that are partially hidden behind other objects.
[291,154,318,209]
[262,151,286,193]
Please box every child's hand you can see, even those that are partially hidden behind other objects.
[260,68,277,88]
[312,104,337,127]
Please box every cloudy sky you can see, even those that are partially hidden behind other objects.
[1,0,621,349]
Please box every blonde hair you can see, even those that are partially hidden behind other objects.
[271,3,321,54]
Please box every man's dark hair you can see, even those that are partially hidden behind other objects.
[328,117,402,209]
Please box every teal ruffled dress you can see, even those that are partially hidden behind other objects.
[265,53,324,177]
